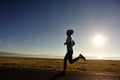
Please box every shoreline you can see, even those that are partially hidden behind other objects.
[0,55,120,61]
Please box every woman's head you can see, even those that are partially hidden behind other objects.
[66,29,74,36]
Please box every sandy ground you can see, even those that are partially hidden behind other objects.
[0,67,120,80]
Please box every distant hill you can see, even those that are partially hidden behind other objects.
[0,51,22,56]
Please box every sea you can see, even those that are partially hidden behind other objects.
[0,52,120,60]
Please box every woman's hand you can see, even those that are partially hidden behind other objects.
[64,42,67,45]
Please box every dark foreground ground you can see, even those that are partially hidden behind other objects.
[0,67,120,80]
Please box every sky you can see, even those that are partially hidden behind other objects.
[0,0,120,59]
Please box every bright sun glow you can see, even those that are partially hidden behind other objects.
[97,56,103,59]
[93,35,104,46]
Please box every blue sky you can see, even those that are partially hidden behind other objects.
[0,0,120,59]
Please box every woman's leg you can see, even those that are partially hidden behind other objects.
[69,51,79,64]
[63,53,69,71]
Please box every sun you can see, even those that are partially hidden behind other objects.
[92,35,104,46]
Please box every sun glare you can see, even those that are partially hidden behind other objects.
[97,56,103,59]
[93,35,104,46]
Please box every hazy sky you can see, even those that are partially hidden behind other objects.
[0,0,120,59]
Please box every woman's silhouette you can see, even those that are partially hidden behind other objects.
[63,29,86,73]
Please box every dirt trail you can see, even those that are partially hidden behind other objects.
[0,68,120,80]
